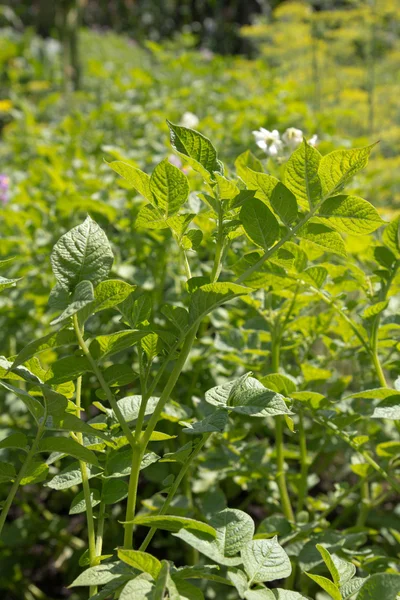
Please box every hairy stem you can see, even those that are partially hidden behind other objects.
[297,412,308,512]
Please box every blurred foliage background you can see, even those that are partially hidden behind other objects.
[0,0,400,598]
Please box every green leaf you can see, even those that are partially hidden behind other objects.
[240,197,280,249]
[317,195,383,235]
[0,276,20,291]
[0,461,16,483]
[102,479,129,504]
[150,159,189,217]
[107,160,153,203]
[162,305,189,332]
[94,280,136,314]
[259,374,296,396]
[298,222,347,257]
[105,450,159,478]
[244,591,275,600]
[241,170,279,206]
[69,488,101,514]
[371,395,400,420]
[362,301,388,319]
[211,509,255,557]
[51,280,95,326]
[136,204,169,229]
[20,461,49,485]
[38,436,99,466]
[305,572,342,600]
[51,216,113,290]
[45,355,92,384]
[130,515,216,537]
[270,182,298,225]
[382,216,400,256]
[12,329,76,369]
[215,173,239,200]
[316,544,355,587]
[241,537,292,584]
[235,150,264,180]
[120,574,155,600]
[182,410,228,435]
[69,561,136,587]
[340,577,367,599]
[318,144,375,198]
[46,462,101,490]
[272,591,311,599]
[168,121,222,176]
[189,283,251,326]
[153,562,170,600]
[0,432,28,451]
[111,396,159,424]
[205,374,292,418]
[0,380,44,422]
[90,330,148,360]
[174,579,205,600]
[284,139,322,209]
[173,529,242,566]
[118,549,161,579]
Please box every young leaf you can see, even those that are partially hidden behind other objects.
[69,561,136,587]
[37,437,99,466]
[69,488,101,514]
[270,182,298,225]
[46,462,102,490]
[298,222,347,257]
[130,515,217,537]
[189,283,251,326]
[118,549,162,579]
[241,537,292,583]
[94,280,136,313]
[318,144,375,197]
[211,508,255,557]
[50,280,95,326]
[0,461,16,483]
[12,329,76,369]
[305,573,342,600]
[382,216,400,256]
[150,159,189,217]
[50,216,113,290]
[284,139,322,209]
[102,479,129,504]
[120,574,155,600]
[107,160,153,203]
[240,197,280,249]
[173,529,242,566]
[317,195,383,235]
[90,330,148,360]
[182,410,228,435]
[0,432,28,451]
[168,121,223,176]
[235,150,264,180]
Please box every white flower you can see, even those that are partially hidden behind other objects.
[181,111,200,129]
[252,128,283,157]
[308,134,318,146]
[282,127,304,151]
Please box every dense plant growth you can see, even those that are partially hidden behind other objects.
[1,119,399,599]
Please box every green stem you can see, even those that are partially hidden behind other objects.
[122,327,198,550]
[72,314,135,448]
[210,201,224,283]
[271,327,295,522]
[123,441,142,549]
[140,328,198,450]
[0,423,45,538]
[95,501,106,558]
[139,433,210,552]
[356,480,371,527]
[297,412,308,512]
[75,375,97,597]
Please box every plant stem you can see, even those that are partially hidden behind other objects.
[0,422,45,538]
[356,480,371,527]
[271,326,295,522]
[72,314,135,448]
[139,434,210,552]
[122,327,198,549]
[123,441,142,549]
[75,375,97,597]
[297,412,308,512]
[210,201,224,283]
[95,500,106,558]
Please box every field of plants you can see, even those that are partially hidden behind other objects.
[0,1,400,599]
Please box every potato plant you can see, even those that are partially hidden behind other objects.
[0,122,399,599]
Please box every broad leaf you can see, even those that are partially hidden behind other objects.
[317,195,383,235]
[38,436,99,466]
[130,515,216,537]
[318,145,375,197]
[51,216,113,290]
[189,283,251,326]
[108,160,153,203]
[240,197,280,249]
[241,537,292,583]
[118,549,161,579]
[211,508,255,557]
[150,159,189,217]
[284,139,322,209]
[168,121,222,176]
